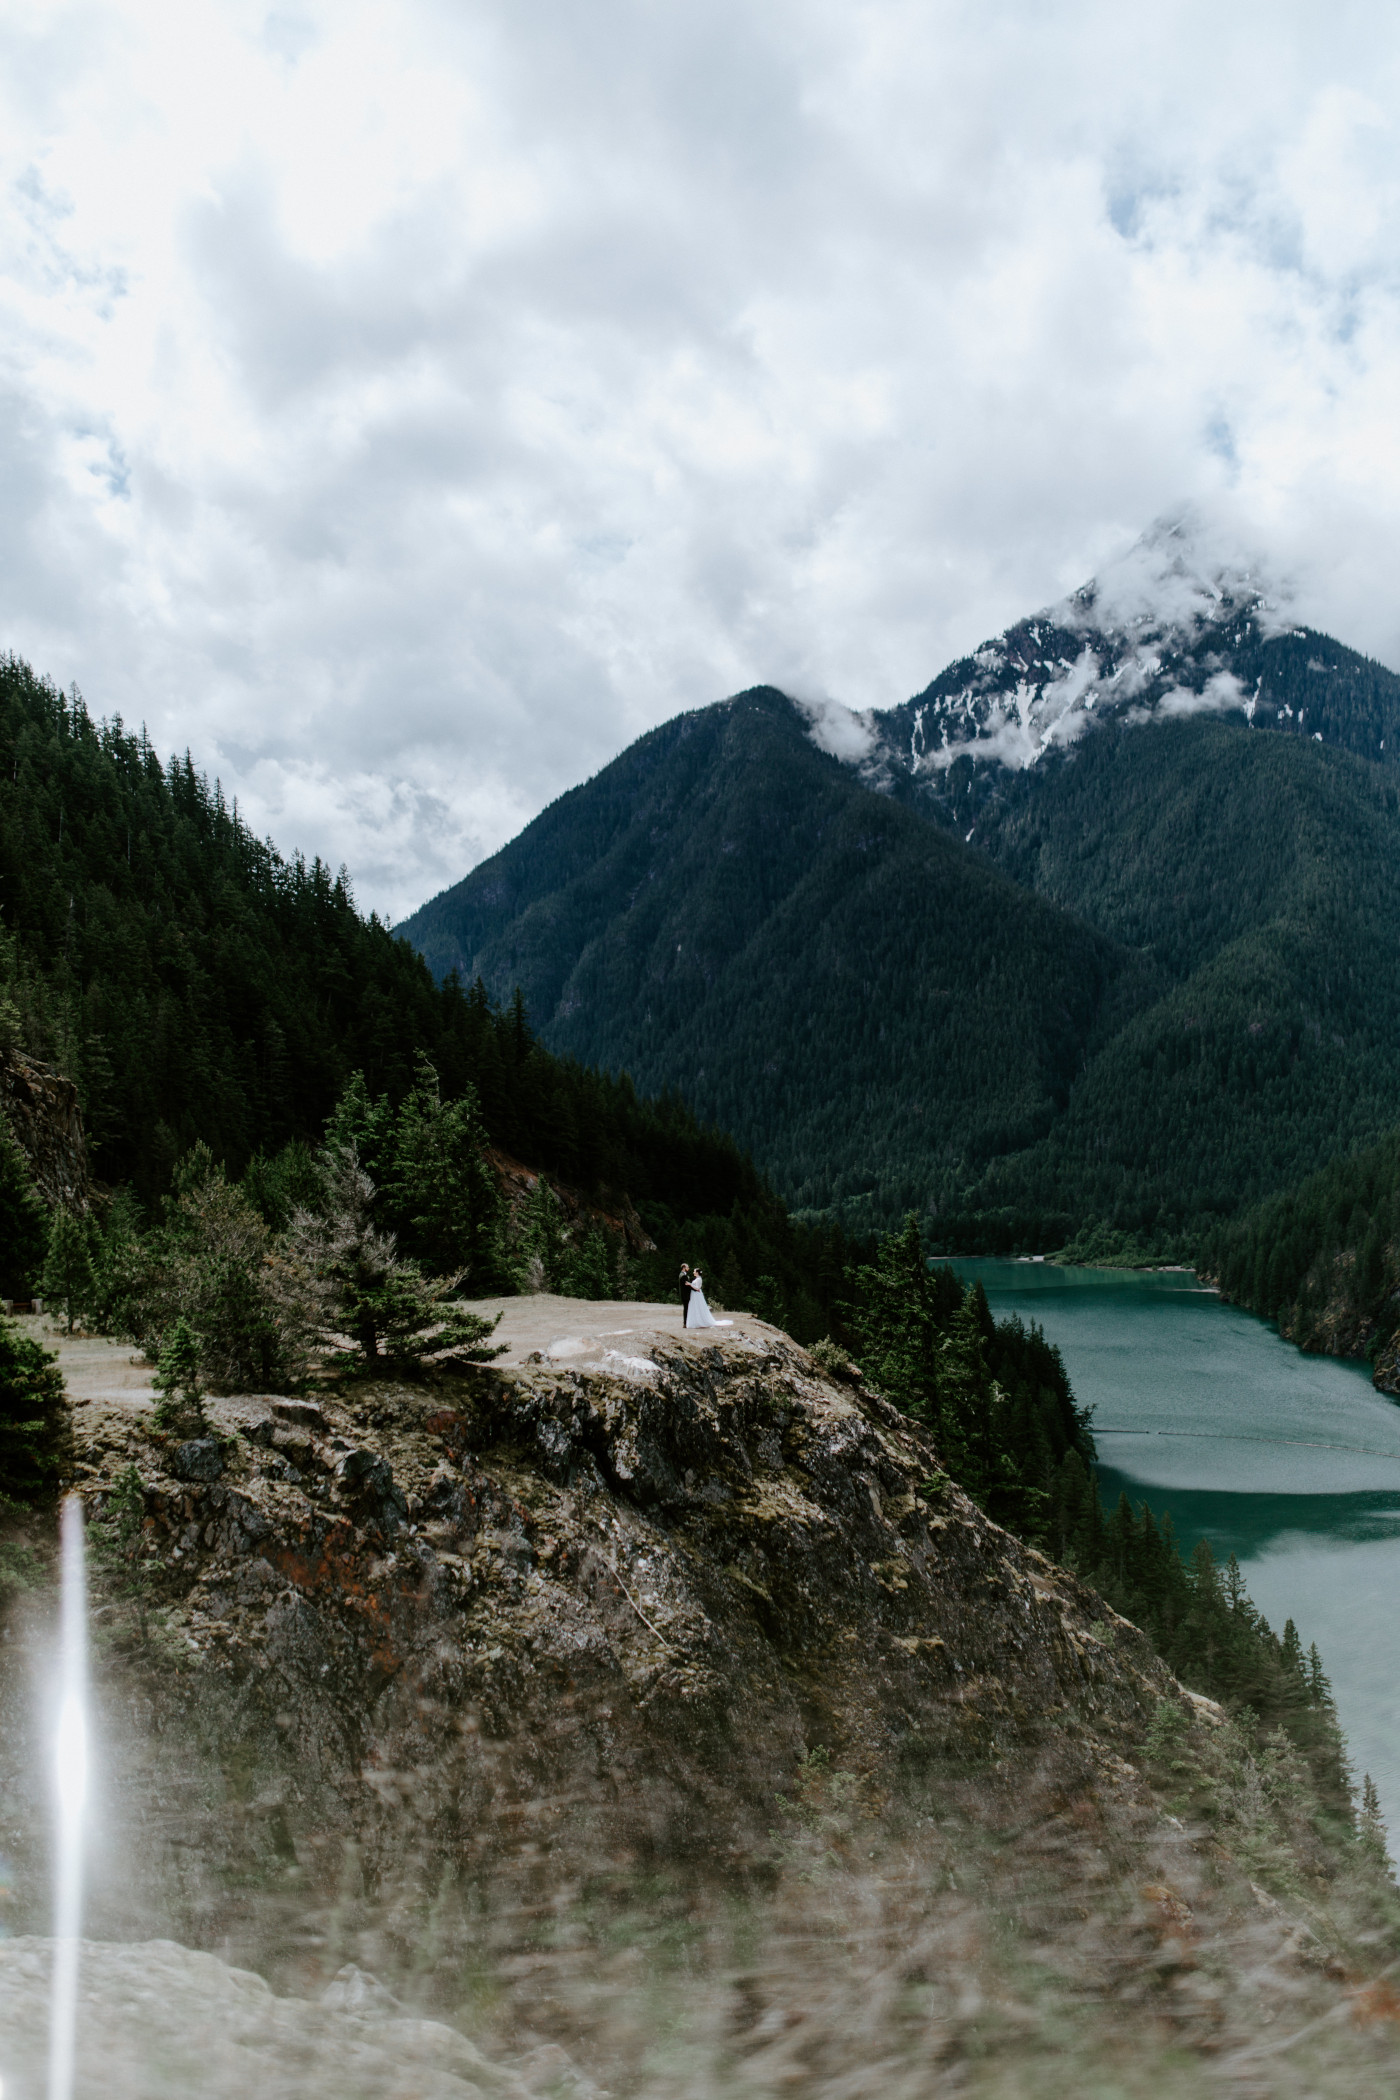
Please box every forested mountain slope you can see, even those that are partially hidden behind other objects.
[853,516,1400,1235]
[405,674,1400,1240]
[947,716,1400,1235]
[1206,1128,1400,1394]
[0,656,821,1307]
[402,687,1151,1223]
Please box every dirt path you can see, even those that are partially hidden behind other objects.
[15,1316,157,1407]
[14,1314,163,1475]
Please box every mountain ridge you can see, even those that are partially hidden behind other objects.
[402,525,1400,1241]
[860,513,1400,829]
[403,687,1150,1223]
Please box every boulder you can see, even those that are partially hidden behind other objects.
[173,1438,225,1482]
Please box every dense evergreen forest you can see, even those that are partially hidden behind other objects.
[1205,1127,1400,1384]
[1059,1475,1355,1825]
[404,686,1400,1251]
[945,717,1400,1245]
[0,655,845,1327]
[403,687,1150,1230]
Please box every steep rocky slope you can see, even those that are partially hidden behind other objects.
[3,1317,1398,2092]
[18,1322,1184,1907]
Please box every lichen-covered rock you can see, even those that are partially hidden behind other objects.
[173,1437,225,1482]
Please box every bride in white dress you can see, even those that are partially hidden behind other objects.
[686,1271,729,1329]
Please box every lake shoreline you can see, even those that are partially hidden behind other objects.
[956,1256,1400,1845]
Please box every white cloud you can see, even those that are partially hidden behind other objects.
[791,693,877,763]
[3,0,1400,914]
[1157,669,1250,721]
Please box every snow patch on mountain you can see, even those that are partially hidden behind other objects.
[861,508,1301,781]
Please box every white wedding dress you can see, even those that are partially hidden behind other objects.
[686,1274,729,1329]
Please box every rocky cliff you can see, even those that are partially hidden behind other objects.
[0,1046,91,1212]
[66,1331,1181,1882]
[3,1322,1397,2092]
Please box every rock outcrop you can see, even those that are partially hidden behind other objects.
[3,1324,1395,2090]
[0,1047,91,1211]
[487,1146,657,1262]
[13,1332,1180,1933]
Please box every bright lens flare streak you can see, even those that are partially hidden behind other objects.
[48,1496,88,2100]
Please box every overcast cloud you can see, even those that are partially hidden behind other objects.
[3,0,1400,916]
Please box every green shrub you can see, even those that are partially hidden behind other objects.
[0,1315,69,1502]
[152,1316,210,1433]
[0,1129,46,1300]
[0,1537,43,1605]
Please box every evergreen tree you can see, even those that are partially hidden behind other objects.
[938,1287,1003,1497]
[286,1144,503,1373]
[135,1148,311,1392]
[564,1225,617,1302]
[840,1214,948,1418]
[323,1073,395,1192]
[85,1188,149,1339]
[1308,1642,1333,1707]
[240,1138,323,1234]
[839,1216,1089,1540]
[516,1175,571,1293]
[388,1057,506,1288]
[0,1129,46,1300]
[42,1208,95,1332]
[0,1314,69,1502]
[1360,1774,1389,1866]
[152,1315,208,1433]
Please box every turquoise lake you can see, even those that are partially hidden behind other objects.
[954,1259,1400,1841]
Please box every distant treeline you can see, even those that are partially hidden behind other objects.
[1205,1126,1400,1381]
[0,655,853,1332]
[1056,1471,1352,1821]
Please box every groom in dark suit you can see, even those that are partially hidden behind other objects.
[678,1263,693,1327]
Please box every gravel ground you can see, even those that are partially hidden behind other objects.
[454,1292,780,1368]
[17,1297,781,1408]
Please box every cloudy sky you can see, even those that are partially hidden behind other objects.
[4,0,1400,917]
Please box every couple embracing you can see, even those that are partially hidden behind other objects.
[678,1263,718,1330]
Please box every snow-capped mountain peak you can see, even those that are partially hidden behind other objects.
[1061,508,1292,654]
[869,509,1302,781]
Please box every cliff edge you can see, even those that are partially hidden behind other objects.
[3,1315,1396,2091]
